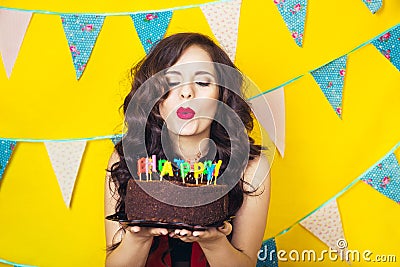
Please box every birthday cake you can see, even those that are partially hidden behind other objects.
[124,157,229,226]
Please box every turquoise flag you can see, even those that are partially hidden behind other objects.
[61,14,105,79]
[0,140,16,180]
[372,25,400,71]
[362,153,400,204]
[362,0,382,14]
[274,0,308,47]
[131,11,173,54]
[257,238,279,267]
[311,55,348,118]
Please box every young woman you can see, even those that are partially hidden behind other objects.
[105,32,271,267]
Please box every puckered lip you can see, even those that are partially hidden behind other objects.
[176,107,196,120]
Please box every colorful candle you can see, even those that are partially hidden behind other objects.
[193,162,204,185]
[137,157,147,181]
[180,162,190,183]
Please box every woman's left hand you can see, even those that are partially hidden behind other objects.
[169,221,232,244]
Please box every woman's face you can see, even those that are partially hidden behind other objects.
[159,45,219,137]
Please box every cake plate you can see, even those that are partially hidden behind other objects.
[106,213,233,231]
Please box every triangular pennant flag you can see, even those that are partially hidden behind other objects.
[0,140,16,181]
[250,87,286,157]
[273,0,308,47]
[130,11,173,54]
[0,10,32,78]
[311,55,348,118]
[300,200,348,258]
[45,141,86,207]
[372,26,400,71]
[61,14,105,79]
[362,0,382,14]
[110,135,122,145]
[201,0,242,62]
[257,238,279,267]
[361,152,400,204]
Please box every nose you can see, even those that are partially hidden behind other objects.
[179,83,195,99]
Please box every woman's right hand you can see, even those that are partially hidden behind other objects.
[124,226,169,242]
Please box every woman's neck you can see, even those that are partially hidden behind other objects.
[168,131,210,162]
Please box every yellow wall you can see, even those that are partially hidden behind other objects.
[0,0,399,266]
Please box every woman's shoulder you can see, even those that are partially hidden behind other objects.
[243,154,270,192]
[107,150,121,170]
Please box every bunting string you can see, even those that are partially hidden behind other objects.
[249,22,400,101]
[0,0,234,15]
[264,141,400,242]
[0,134,123,143]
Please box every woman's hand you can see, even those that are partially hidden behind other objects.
[124,226,169,242]
[168,221,232,244]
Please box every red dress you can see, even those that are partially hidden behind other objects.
[145,235,207,267]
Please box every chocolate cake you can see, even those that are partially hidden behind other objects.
[125,178,229,226]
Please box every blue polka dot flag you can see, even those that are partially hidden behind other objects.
[361,152,400,204]
[130,11,173,54]
[372,25,400,72]
[310,55,348,118]
[0,140,16,181]
[110,135,122,145]
[257,238,279,267]
[273,0,308,47]
[362,0,382,14]
[61,14,105,79]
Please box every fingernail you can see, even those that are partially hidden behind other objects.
[132,227,140,233]
[175,230,180,235]
[193,231,199,237]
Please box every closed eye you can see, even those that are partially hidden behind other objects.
[196,82,210,87]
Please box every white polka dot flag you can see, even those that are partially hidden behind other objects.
[311,55,348,119]
[300,199,348,260]
[0,9,32,78]
[45,141,86,207]
[200,0,242,62]
[130,11,173,54]
[249,87,286,157]
[60,14,105,80]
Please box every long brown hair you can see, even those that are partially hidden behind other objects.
[108,32,262,252]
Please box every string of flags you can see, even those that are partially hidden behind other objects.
[0,0,388,80]
[257,142,400,267]
[0,134,122,207]
[0,0,242,79]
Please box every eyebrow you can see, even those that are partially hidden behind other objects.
[194,70,214,77]
[165,70,215,77]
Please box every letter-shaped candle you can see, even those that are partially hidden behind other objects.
[158,159,167,172]
[173,158,185,169]
[180,162,190,183]
[213,160,223,185]
[206,164,215,184]
[213,160,222,177]
[151,155,157,172]
[137,157,147,180]
[193,162,204,185]
[160,161,173,178]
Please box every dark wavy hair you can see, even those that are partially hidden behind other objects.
[108,32,262,253]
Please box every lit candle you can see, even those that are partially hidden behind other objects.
[180,162,190,183]
[160,161,173,178]
[193,162,204,185]
[137,157,147,181]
